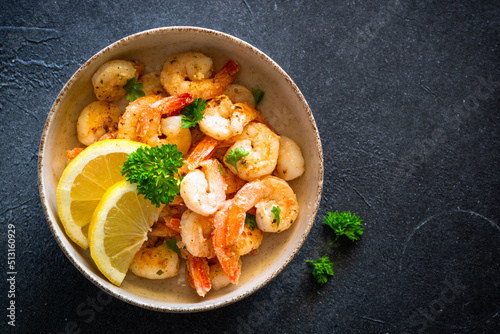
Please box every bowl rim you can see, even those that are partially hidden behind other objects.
[38,26,324,312]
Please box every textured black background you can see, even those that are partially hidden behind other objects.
[1,0,499,333]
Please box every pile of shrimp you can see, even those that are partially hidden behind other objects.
[71,51,305,297]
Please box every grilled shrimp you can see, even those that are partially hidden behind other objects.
[116,95,162,141]
[136,93,193,146]
[139,72,166,95]
[198,95,261,140]
[129,241,180,279]
[223,122,280,181]
[161,52,239,100]
[92,60,143,102]
[77,101,121,146]
[274,136,305,181]
[180,159,227,216]
[180,209,216,258]
[226,176,299,244]
[223,84,256,108]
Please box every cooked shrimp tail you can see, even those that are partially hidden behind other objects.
[137,93,193,146]
[186,254,211,297]
[181,136,220,174]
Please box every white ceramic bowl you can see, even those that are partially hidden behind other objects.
[38,27,323,312]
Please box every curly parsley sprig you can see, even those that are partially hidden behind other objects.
[306,255,334,286]
[324,211,364,244]
[121,145,184,207]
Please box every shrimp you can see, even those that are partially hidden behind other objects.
[116,95,162,141]
[223,84,256,108]
[160,116,192,155]
[161,52,240,100]
[136,93,193,146]
[233,224,263,256]
[209,263,232,290]
[92,60,144,102]
[226,176,299,245]
[148,217,180,238]
[212,200,241,284]
[139,72,165,95]
[180,136,219,174]
[180,159,227,216]
[219,162,247,194]
[223,122,280,181]
[198,95,261,140]
[66,147,84,161]
[180,209,216,258]
[185,254,211,297]
[129,241,180,279]
[274,136,305,181]
[77,101,121,146]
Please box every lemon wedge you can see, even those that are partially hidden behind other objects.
[56,139,147,249]
[88,180,164,286]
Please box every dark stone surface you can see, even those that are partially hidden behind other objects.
[1,0,499,333]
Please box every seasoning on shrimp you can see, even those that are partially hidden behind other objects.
[65,51,305,297]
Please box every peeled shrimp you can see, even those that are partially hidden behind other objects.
[209,263,232,290]
[161,52,240,100]
[129,241,180,279]
[180,159,227,216]
[116,95,162,141]
[180,210,216,258]
[223,122,280,181]
[223,84,256,108]
[77,101,121,146]
[274,136,305,181]
[92,60,143,102]
[233,224,263,256]
[139,72,165,95]
[198,95,261,140]
[227,176,299,244]
[160,116,192,155]
[136,93,193,146]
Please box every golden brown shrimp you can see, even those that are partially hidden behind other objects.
[92,60,144,102]
[223,122,280,181]
[161,52,240,100]
[223,84,256,108]
[116,95,162,141]
[139,71,166,95]
[136,93,193,146]
[77,101,121,146]
[226,176,299,246]
[179,209,216,258]
[180,159,227,216]
[129,241,180,279]
[198,95,261,140]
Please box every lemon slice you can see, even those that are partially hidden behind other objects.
[56,139,147,249]
[88,180,164,286]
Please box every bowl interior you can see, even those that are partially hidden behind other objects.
[39,27,323,312]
